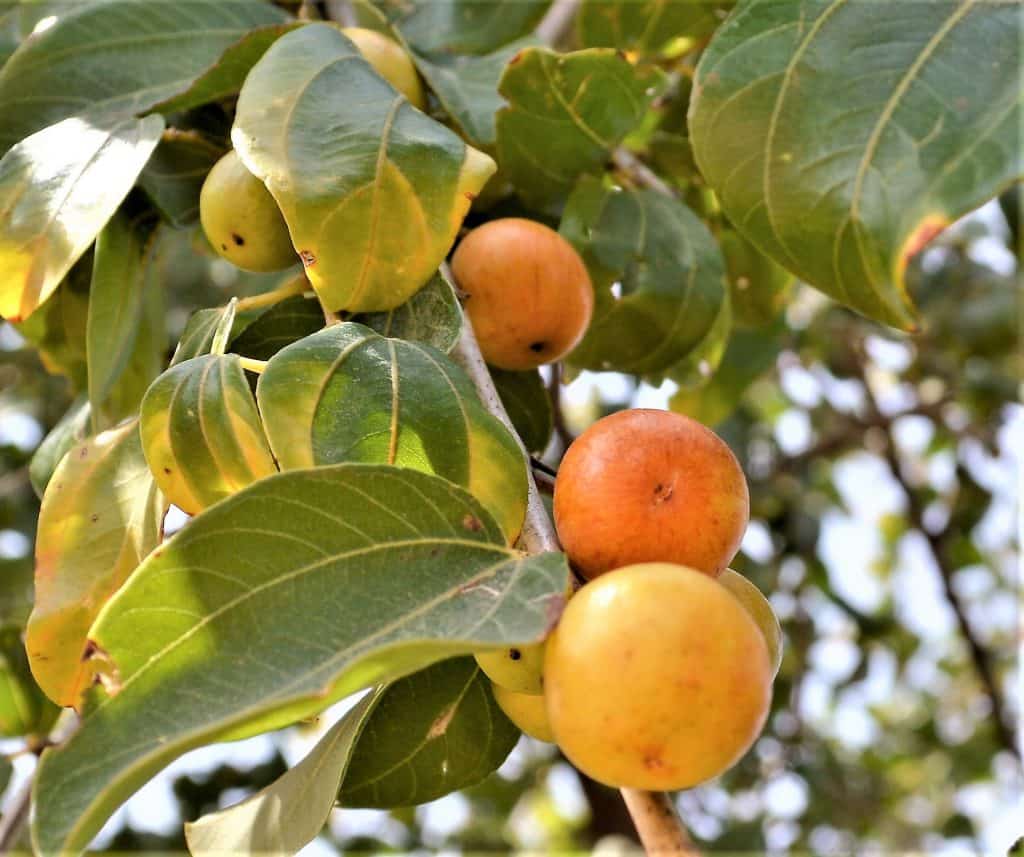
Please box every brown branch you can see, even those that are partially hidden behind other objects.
[448,266,700,856]
[852,351,1019,759]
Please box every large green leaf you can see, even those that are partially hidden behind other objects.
[340,657,518,808]
[689,0,1023,328]
[374,0,550,55]
[0,114,163,322]
[414,37,541,151]
[25,420,165,708]
[0,0,289,153]
[576,0,724,54]
[496,48,666,208]
[232,23,496,314]
[561,176,728,375]
[256,323,527,542]
[185,690,382,856]
[86,210,164,429]
[32,464,569,856]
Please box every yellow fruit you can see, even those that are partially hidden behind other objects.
[451,218,594,370]
[342,27,426,110]
[474,642,544,695]
[492,683,554,742]
[200,150,297,272]
[545,563,771,790]
[718,569,783,678]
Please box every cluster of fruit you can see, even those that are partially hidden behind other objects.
[477,408,782,792]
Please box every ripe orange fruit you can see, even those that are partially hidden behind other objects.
[553,409,748,579]
[544,562,771,790]
[450,218,594,370]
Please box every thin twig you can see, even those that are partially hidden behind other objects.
[611,148,677,198]
[536,0,580,47]
[447,264,699,855]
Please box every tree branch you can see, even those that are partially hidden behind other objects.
[535,0,580,47]
[448,266,700,856]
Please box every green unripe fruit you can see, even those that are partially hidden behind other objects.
[140,354,277,515]
[492,682,554,742]
[474,642,544,695]
[342,27,426,110]
[200,151,297,272]
[718,568,784,678]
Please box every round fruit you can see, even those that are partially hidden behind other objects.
[553,409,749,580]
[544,563,771,790]
[492,683,554,742]
[141,354,278,515]
[718,569,783,678]
[342,27,426,110]
[200,150,297,272]
[475,642,544,695]
[450,218,594,370]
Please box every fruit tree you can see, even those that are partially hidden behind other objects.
[0,0,1019,854]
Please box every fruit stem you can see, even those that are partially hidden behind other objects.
[447,262,700,856]
[234,274,309,313]
[237,357,269,375]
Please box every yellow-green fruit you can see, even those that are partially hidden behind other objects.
[492,683,554,742]
[342,27,426,110]
[200,150,297,272]
[544,563,771,790]
[475,642,544,695]
[718,569,783,678]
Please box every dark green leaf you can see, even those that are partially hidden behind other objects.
[374,0,550,55]
[33,464,569,856]
[491,369,552,454]
[354,269,464,353]
[561,176,728,375]
[256,323,527,542]
[228,295,323,362]
[0,0,289,153]
[689,0,1023,327]
[233,23,495,314]
[496,48,667,208]
[138,130,225,227]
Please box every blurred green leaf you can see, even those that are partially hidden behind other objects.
[491,368,553,455]
[139,131,224,228]
[576,0,724,55]
[29,397,91,499]
[0,625,58,737]
[720,228,795,329]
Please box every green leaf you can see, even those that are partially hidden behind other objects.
[720,227,795,329]
[228,295,324,362]
[171,306,234,367]
[29,397,91,499]
[354,269,464,353]
[0,114,163,322]
[233,23,496,314]
[491,369,552,454]
[340,657,519,808]
[670,322,785,426]
[689,0,1023,328]
[32,464,569,856]
[256,323,527,542]
[414,37,541,151]
[139,354,278,516]
[87,210,164,429]
[0,626,58,738]
[25,420,165,708]
[185,690,382,856]
[496,48,666,208]
[139,130,225,227]
[561,176,728,375]
[0,0,289,153]
[576,0,724,55]
[663,287,732,387]
[374,0,551,55]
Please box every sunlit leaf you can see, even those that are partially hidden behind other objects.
[33,464,568,856]
[233,23,496,313]
[496,48,666,208]
[257,323,527,542]
[689,0,1023,327]
[25,420,165,708]
[562,176,728,375]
